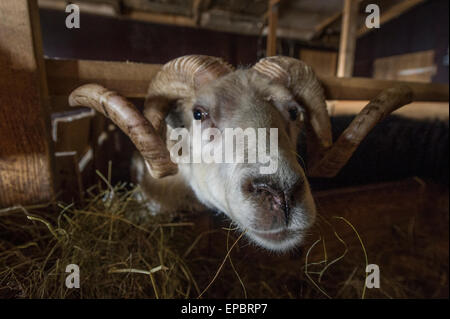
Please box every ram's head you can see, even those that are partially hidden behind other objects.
[69,55,412,252]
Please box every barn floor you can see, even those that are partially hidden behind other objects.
[0,177,448,299]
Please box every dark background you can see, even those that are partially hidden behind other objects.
[38,1,449,188]
[39,0,449,82]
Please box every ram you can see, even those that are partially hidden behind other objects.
[69,55,412,252]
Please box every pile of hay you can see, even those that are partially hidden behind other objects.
[0,181,200,298]
[0,176,448,299]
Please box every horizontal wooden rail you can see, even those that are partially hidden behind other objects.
[46,58,449,102]
[319,76,449,102]
[46,59,161,99]
[329,100,448,120]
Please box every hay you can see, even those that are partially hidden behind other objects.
[0,175,448,299]
[0,181,202,298]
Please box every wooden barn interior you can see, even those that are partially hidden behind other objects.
[0,0,448,299]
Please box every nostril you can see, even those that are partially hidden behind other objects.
[243,177,307,231]
[247,181,290,226]
[251,182,282,199]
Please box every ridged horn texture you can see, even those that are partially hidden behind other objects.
[144,55,234,134]
[252,56,333,150]
[69,83,177,179]
[68,56,233,179]
[253,56,413,178]
[308,85,413,177]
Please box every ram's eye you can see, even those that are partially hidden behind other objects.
[288,108,298,121]
[193,107,208,121]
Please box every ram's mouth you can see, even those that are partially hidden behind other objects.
[252,229,290,241]
[248,228,305,251]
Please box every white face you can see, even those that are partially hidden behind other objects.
[166,70,317,252]
[185,161,316,252]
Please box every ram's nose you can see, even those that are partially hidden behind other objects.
[244,178,304,231]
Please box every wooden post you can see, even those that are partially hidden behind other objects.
[266,0,280,57]
[337,0,359,77]
[0,0,54,207]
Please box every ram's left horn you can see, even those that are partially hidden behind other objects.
[69,83,178,178]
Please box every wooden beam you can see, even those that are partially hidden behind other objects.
[329,100,449,121]
[313,11,342,36]
[38,0,118,16]
[358,0,425,37]
[262,25,315,41]
[193,0,210,25]
[201,9,263,36]
[46,59,162,100]
[127,9,196,28]
[0,0,54,207]
[45,59,449,103]
[300,49,338,77]
[37,0,315,41]
[266,0,280,56]
[318,76,449,102]
[308,177,427,257]
[337,0,359,77]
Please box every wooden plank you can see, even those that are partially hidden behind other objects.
[358,0,425,37]
[266,0,280,56]
[0,0,54,207]
[307,178,427,257]
[38,0,119,16]
[127,10,196,28]
[46,59,162,100]
[201,9,263,36]
[337,0,359,77]
[193,0,210,25]
[329,100,449,120]
[124,0,193,16]
[318,76,449,102]
[45,59,449,102]
[52,110,94,154]
[300,49,338,77]
[313,11,342,36]
[205,177,430,270]
[373,50,436,83]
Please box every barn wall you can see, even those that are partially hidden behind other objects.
[38,8,337,67]
[354,0,449,83]
[39,8,259,66]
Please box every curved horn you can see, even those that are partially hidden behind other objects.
[69,84,177,178]
[252,56,332,150]
[253,56,413,178]
[144,55,234,134]
[68,56,233,179]
[309,85,413,177]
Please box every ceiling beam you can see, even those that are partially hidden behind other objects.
[127,9,197,27]
[37,0,344,42]
[38,0,118,16]
[313,11,342,37]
